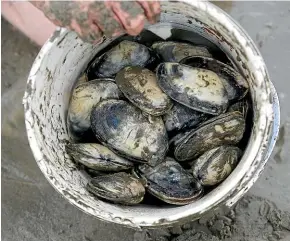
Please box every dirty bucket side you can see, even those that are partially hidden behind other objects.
[23,0,280,229]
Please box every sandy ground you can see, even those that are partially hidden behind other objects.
[2,2,290,241]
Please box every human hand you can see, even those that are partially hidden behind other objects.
[31,1,161,44]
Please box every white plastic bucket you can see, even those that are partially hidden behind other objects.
[23,1,280,229]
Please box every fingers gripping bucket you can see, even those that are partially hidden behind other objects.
[23,1,280,228]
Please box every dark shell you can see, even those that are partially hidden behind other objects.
[166,28,233,66]
[163,103,209,133]
[180,56,249,101]
[228,99,249,119]
[191,145,242,186]
[67,79,122,138]
[152,41,212,62]
[115,66,173,116]
[87,40,159,78]
[85,168,104,178]
[90,99,168,166]
[156,63,229,115]
[87,172,145,205]
[138,158,203,205]
[171,111,246,161]
[66,143,134,172]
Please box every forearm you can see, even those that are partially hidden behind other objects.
[29,1,63,26]
[30,1,103,42]
[30,1,161,44]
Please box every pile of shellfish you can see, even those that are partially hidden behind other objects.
[66,31,250,206]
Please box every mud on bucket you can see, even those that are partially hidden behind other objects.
[23,1,280,228]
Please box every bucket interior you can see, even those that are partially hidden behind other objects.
[24,1,274,228]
